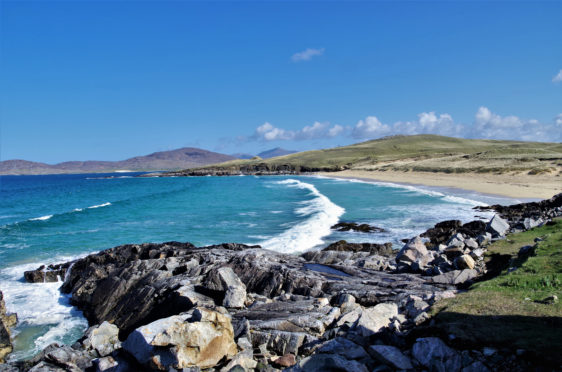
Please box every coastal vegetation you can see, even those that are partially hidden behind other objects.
[430,218,562,359]
[180,134,562,176]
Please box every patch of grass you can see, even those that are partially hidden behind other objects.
[429,219,562,359]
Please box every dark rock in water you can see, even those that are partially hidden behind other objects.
[421,220,462,246]
[475,192,562,230]
[0,291,17,364]
[322,240,393,256]
[331,222,387,233]
[24,263,70,283]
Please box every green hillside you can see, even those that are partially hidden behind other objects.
[182,135,562,175]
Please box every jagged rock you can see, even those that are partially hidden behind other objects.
[82,321,121,357]
[354,303,398,337]
[432,269,478,285]
[464,238,479,250]
[368,345,413,370]
[486,215,510,237]
[454,255,475,270]
[206,267,247,308]
[412,337,462,372]
[222,351,258,371]
[476,233,492,246]
[24,344,93,372]
[469,249,484,260]
[287,353,369,372]
[316,338,370,361]
[322,240,393,256]
[396,237,431,270]
[23,263,70,283]
[122,308,237,370]
[331,222,387,233]
[0,291,16,364]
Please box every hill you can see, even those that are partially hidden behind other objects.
[257,147,297,159]
[171,135,562,175]
[0,148,235,175]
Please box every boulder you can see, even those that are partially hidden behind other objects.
[0,291,16,364]
[123,308,237,370]
[287,353,369,372]
[322,240,393,256]
[368,344,413,370]
[486,215,510,237]
[464,238,479,250]
[316,337,370,361]
[354,303,398,337]
[24,263,70,283]
[396,237,431,270]
[432,269,478,285]
[412,337,462,372]
[206,267,247,308]
[454,255,475,270]
[82,321,121,357]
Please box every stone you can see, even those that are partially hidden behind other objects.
[368,345,413,370]
[486,215,510,237]
[523,217,540,230]
[287,353,369,372]
[396,237,431,270]
[469,249,484,260]
[222,352,258,371]
[322,240,393,256]
[354,303,398,337]
[541,295,558,304]
[444,247,464,260]
[462,361,491,372]
[518,245,535,257]
[24,263,70,283]
[271,353,296,368]
[330,222,387,234]
[476,233,492,246]
[454,255,475,270]
[207,267,247,308]
[123,308,237,370]
[464,238,479,250]
[0,291,16,364]
[82,321,121,357]
[432,269,478,285]
[317,337,369,360]
[412,337,462,372]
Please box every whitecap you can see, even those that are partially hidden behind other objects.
[29,215,53,221]
[259,179,345,254]
[87,202,111,209]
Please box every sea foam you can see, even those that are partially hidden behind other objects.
[259,179,345,254]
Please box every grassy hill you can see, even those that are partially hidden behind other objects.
[182,135,562,175]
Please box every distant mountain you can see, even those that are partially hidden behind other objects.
[0,148,236,175]
[257,148,297,159]
[230,153,255,160]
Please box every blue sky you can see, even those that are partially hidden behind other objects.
[1,1,561,163]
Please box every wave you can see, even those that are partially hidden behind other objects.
[29,215,53,221]
[0,258,89,361]
[259,179,345,254]
[87,202,111,209]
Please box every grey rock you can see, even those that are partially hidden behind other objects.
[462,361,491,372]
[454,255,475,270]
[287,353,369,372]
[82,321,121,357]
[317,337,369,361]
[368,344,413,370]
[486,215,510,237]
[354,303,398,337]
[412,337,462,372]
[476,233,492,246]
[396,237,431,270]
[432,269,478,285]
[464,238,479,250]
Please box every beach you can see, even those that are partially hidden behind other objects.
[318,170,561,200]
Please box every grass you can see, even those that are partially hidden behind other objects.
[180,134,562,175]
[428,219,562,361]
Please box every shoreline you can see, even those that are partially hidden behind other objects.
[317,169,560,200]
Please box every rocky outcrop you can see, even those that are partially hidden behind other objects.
[331,222,387,233]
[163,162,351,177]
[0,291,16,364]
[321,240,393,255]
[24,263,70,283]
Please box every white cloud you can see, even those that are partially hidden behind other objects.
[472,106,560,142]
[556,114,562,126]
[351,116,390,139]
[552,69,562,83]
[252,121,342,141]
[291,48,325,62]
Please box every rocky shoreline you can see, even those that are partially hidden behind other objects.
[0,193,560,371]
[143,163,349,177]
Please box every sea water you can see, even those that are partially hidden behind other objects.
[0,173,517,360]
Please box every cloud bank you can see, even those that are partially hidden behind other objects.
[247,107,561,144]
[291,48,325,62]
[553,69,562,83]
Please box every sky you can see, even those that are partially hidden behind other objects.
[1,1,561,163]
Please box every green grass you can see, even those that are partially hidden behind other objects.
[180,134,562,175]
[428,219,562,362]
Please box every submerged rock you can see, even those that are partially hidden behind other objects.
[331,222,387,233]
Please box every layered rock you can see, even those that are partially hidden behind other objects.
[0,291,16,364]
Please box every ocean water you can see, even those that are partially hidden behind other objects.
[0,173,517,360]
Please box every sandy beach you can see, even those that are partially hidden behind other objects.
[318,169,561,200]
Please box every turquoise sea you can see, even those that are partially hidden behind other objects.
[0,173,517,360]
